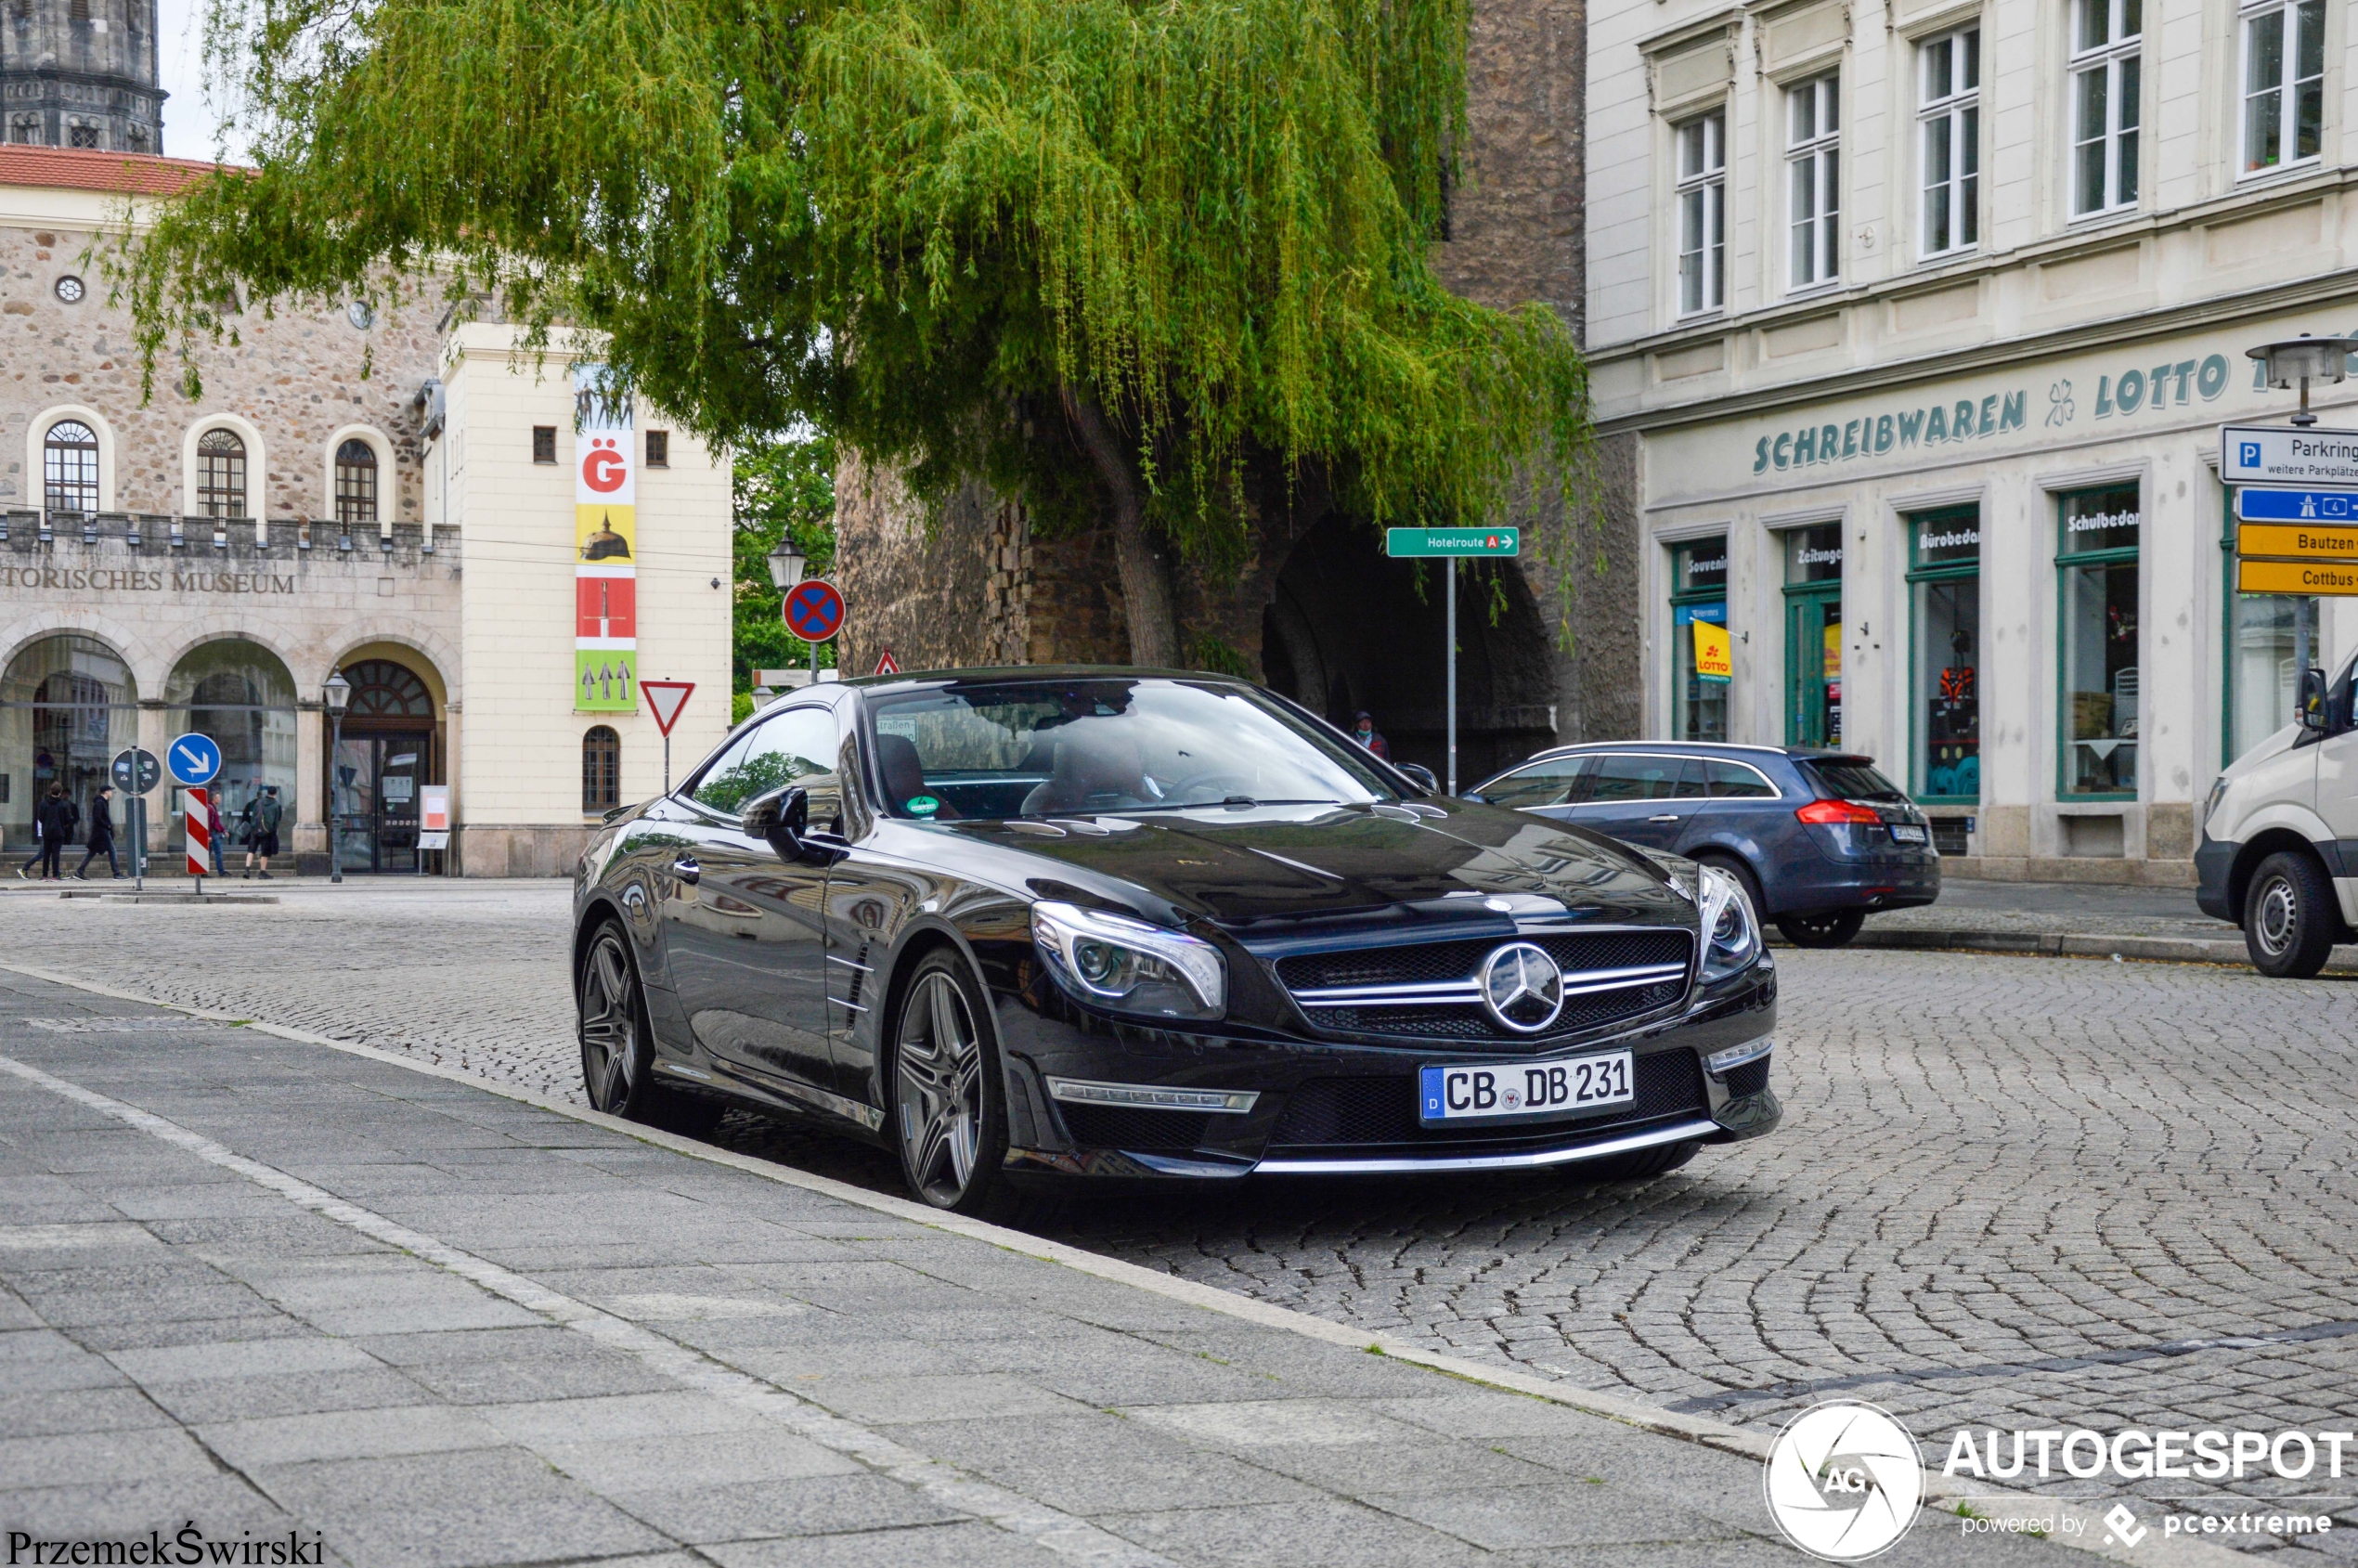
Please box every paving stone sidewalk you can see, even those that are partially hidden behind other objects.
[0,970,2073,1568]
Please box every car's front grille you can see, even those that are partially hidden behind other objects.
[1272,929,1693,1047]
[1269,1051,1708,1148]
[1721,1057,1770,1097]
[1056,1102,1212,1151]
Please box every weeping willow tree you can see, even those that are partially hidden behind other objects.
[121,0,1590,665]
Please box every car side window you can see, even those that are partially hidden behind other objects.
[691,706,841,818]
[1482,757,1590,809]
[1671,758,1708,799]
[1583,754,1682,803]
[1704,758,1778,798]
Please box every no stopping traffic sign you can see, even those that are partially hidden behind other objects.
[784,579,845,644]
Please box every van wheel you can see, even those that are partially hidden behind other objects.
[1775,910,1865,948]
[2244,850,2339,978]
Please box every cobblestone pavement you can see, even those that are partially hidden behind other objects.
[5,881,2356,1547]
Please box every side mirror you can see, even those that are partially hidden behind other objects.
[742,784,810,860]
[2299,667,2329,732]
[1396,762,1440,795]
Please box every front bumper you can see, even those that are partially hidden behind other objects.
[991,961,1780,1181]
[2195,834,2238,923]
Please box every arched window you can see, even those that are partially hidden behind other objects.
[334,438,378,526]
[343,659,434,720]
[43,421,98,515]
[196,428,248,517]
[165,641,298,834]
[1,635,137,844]
[582,726,620,812]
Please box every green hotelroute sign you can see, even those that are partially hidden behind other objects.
[1385,527,1520,557]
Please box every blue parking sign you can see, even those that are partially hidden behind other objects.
[166,732,223,787]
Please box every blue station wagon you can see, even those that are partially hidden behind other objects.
[1465,744,1941,947]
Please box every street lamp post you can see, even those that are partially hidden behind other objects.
[322,668,351,885]
[2245,334,2358,684]
[766,538,813,682]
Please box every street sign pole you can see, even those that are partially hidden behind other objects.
[641,681,697,795]
[1445,558,1458,797]
[131,796,144,893]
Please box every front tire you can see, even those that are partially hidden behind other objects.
[577,920,725,1137]
[1776,909,1866,948]
[889,951,1016,1218]
[2244,850,2340,978]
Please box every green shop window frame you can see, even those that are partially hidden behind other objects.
[2054,485,2142,802]
[1670,537,1730,742]
[1907,505,1981,804]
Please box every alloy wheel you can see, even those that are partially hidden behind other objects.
[578,927,638,1113]
[896,972,985,1206]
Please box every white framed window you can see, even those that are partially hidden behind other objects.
[1919,26,1980,256]
[1674,110,1727,317]
[1786,73,1842,291]
[2240,0,2325,175]
[2069,0,2141,216]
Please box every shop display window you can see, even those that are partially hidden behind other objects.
[1908,506,1980,801]
[1671,537,1730,742]
[2223,496,2319,763]
[2057,485,2141,798]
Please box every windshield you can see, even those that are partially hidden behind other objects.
[864,678,1395,822]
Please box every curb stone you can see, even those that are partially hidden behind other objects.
[0,956,2259,1567]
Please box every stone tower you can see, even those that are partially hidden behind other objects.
[1,0,165,153]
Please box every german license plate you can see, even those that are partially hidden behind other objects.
[1419,1053,1634,1124]
[1890,823,1928,844]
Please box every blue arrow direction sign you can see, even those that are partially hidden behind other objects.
[165,732,222,787]
[2236,486,2358,523]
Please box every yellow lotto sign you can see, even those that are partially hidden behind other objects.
[2237,559,2358,595]
[1692,618,1733,681]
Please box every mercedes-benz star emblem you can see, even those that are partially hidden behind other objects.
[1479,942,1565,1033]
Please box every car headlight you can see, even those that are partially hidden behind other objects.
[1696,863,1762,982]
[1030,901,1227,1021]
[2203,776,2228,834]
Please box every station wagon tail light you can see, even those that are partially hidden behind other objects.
[1795,798,1882,825]
[1031,901,1226,1021]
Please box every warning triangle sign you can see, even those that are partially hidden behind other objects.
[875,648,900,676]
[641,680,694,735]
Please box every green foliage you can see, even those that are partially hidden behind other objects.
[119,0,1589,577]
[1187,632,1254,679]
[732,434,838,692]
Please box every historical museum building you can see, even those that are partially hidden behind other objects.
[0,145,731,874]
[1588,0,2358,882]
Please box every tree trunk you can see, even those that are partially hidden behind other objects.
[1061,387,1179,667]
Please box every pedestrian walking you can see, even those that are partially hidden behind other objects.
[76,785,121,879]
[32,784,76,881]
[1351,710,1391,761]
[207,791,227,875]
[242,784,283,880]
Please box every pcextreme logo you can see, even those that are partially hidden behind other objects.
[1764,1402,1926,1561]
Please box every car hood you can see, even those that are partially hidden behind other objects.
[934,800,1693,932]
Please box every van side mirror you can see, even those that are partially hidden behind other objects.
[2299,667,2329,731]
[742,784,809,860]
[1396,762,1440,795]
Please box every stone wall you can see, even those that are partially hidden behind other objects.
[1,217,438,524]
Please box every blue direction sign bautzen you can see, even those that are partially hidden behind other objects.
[166,732,222,787]
[784,578,846,644]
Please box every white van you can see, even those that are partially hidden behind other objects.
[2196,656,2358,976]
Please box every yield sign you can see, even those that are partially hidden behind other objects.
[874,647,900,676]
[641,680,694,736]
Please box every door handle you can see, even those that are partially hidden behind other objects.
[1648,813,1681,823]
[671,856,701,886]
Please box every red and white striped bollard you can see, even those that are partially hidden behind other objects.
[184,786,209,892]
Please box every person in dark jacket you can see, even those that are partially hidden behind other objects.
[1350,711,1391,761]
[31,784,76,881]
[76,785,120,879]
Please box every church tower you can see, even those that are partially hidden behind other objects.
[1,0,165,153]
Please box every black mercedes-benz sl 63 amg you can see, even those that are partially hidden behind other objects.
[572,668,1779,1215]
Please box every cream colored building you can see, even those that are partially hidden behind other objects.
[1589,0,2358,882]
[0,146,732,875]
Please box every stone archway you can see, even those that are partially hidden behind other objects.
[1258,513,1560,785]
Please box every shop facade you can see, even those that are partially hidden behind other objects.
[0,147,732,875]
[1627,307,2356,882]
